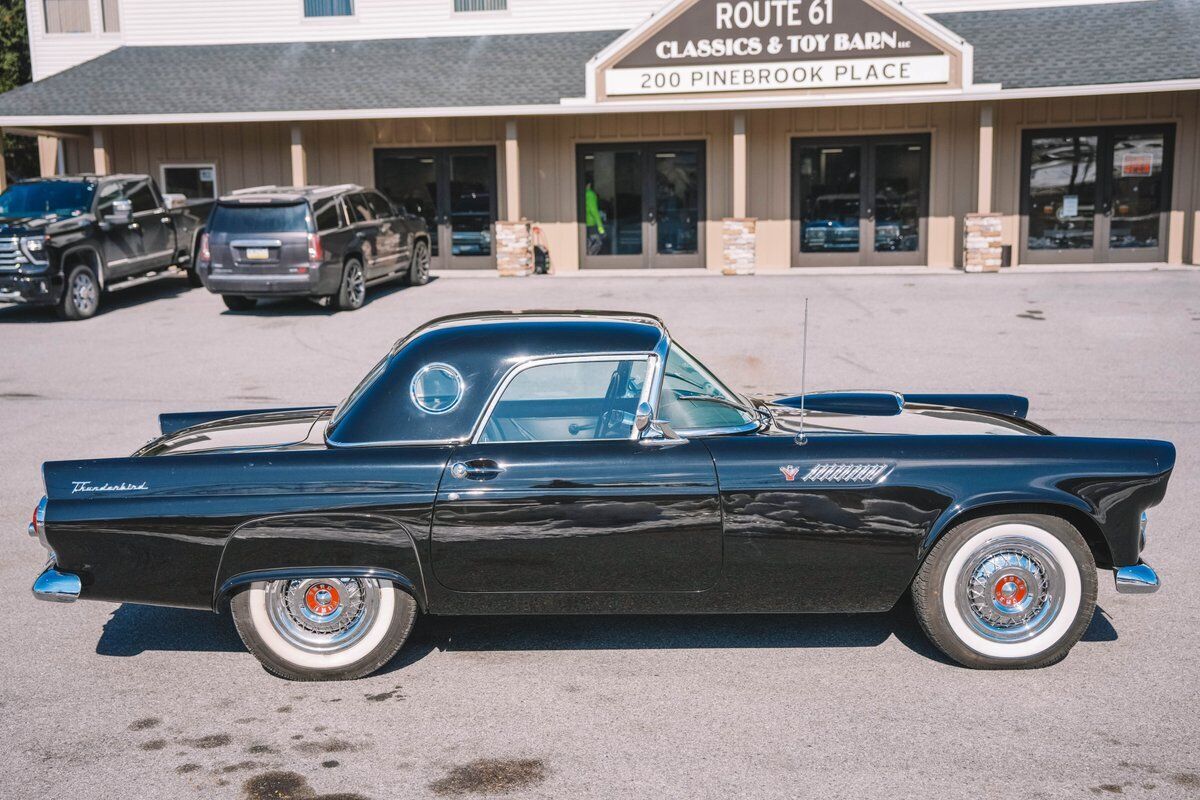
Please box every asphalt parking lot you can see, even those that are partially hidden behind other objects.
[1,269,1198,800]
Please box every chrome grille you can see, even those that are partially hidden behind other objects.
[800,463,891,484]
[0,238,21,271]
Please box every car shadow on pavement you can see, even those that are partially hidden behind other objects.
[0,273,194,324]
[218,276,437,317]
[94,600,1119,668]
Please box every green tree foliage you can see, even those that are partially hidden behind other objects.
[1,0,38,182]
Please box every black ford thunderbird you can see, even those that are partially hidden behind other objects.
[30,311,1172,679]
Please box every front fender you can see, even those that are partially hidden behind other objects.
[213,512,428,612]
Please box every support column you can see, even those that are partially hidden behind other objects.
[37,135,59,177]
[964,104,1002,273]
[92,127,109,176]
[496,119,533,276]
[723,112,756,275]
[0,129,7,193]
[290,124,307,186]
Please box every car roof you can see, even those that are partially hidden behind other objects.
[219,184,363,204]
[328,311,669,446]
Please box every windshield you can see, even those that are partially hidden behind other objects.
[657,345,757,432]
[0,181,94,219]
[210,202,311,235]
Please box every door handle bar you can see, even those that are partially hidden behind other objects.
[450,461,505,480]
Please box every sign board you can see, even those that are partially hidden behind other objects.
[604,0,954,97]
[1120,152,1155,177]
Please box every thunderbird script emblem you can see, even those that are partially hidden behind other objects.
[779,465,800,482]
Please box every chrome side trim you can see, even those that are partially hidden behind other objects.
[1114,562,1160,594]
[32,564,81,603]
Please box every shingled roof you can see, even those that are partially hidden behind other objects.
[0,1,1197,120]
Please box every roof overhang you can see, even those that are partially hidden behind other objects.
[4,76,1199,129]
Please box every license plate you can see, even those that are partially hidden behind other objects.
[245,248,270,261]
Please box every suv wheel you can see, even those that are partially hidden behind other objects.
[56,263,101,320]
[336,257,366,311]
[407,240,431,286]
[186,238,205,287]
[222,295,257,311]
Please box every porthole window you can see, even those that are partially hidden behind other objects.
[411,364,463,414]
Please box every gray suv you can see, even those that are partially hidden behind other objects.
[198,184,430,311]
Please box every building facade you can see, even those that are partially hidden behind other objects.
[2,0,1198,274]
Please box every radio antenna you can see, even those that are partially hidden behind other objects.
[796,297,809,446]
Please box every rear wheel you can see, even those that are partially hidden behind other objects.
[56,263,100,320]
[231,577,417,681]
[336,257,366,311]
[912,514,1096,669]
[185,238,205,287]
[407,240,431,286]
[222,294,257,311]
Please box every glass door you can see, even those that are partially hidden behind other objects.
[1021,125,1173,264]
[791,135,929,267]
[375,146,497,270]
[577,141,705,269]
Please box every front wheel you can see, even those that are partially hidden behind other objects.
[231,577,417,681]
[912,514,1097,669]
[56,263,101,320]
[407,240,431,286]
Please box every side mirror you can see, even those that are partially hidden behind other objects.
[104,198,133,226]
[162,193,187,210]
[634,401,654,434]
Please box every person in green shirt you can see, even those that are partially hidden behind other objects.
[585,175,607,255]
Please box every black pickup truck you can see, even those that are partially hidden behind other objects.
[0,174,212,319]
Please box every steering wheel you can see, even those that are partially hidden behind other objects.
[594,362,633,439]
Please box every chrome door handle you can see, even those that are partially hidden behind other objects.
[450,460,504,480]
[128,222,140,231]
[161,216,171,224]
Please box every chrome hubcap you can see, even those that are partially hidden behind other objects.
[72,273,97,314]
[265,578,380,654]
[957,536,1064,643]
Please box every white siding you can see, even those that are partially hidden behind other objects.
[28,0,669,78]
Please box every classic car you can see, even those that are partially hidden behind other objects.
[29,311,1172,680]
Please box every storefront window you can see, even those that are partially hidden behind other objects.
[583,150,643,257]
[161,165,217,201]
[655,149,700,256]
[1027,135,1098,250]
[873,143,923,253]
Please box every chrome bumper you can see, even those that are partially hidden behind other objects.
[32,563,81,603]
[1114,561,1160,594]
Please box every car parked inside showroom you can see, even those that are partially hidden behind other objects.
[29,311,1172,679]
[0,174,211,319]
[197,184,430,312]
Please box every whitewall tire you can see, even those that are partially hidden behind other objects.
[231,577,417,681]
[912,514,1097,669]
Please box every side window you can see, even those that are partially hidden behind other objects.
[95,181,122,215]
[122,179,158,213]
[658,345,757,431]
[347,193,375,222]
[480,359,647,444]
[314,199,341,231]
[367,192,395,219]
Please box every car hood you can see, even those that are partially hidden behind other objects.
[137,408,332,456]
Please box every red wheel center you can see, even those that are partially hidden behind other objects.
[993,574,1028,607]
[305,583,340,616]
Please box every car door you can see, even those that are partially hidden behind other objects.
[345,193,386,277]
[122,177,173,275]
[367,191,405,272]
[430,355,723,594]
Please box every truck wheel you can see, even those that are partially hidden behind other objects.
[336,257,366,311]
[231,577,417,681]
[186,239,205,287]
[55,264,101,320]
[222,295,257,311]
[912,514,1096,669]
[407,240,431,286]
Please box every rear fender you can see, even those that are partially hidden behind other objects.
[212,512,428,612]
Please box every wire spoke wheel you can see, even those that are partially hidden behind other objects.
[264,577,381,655]
[956,536,1065,644]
